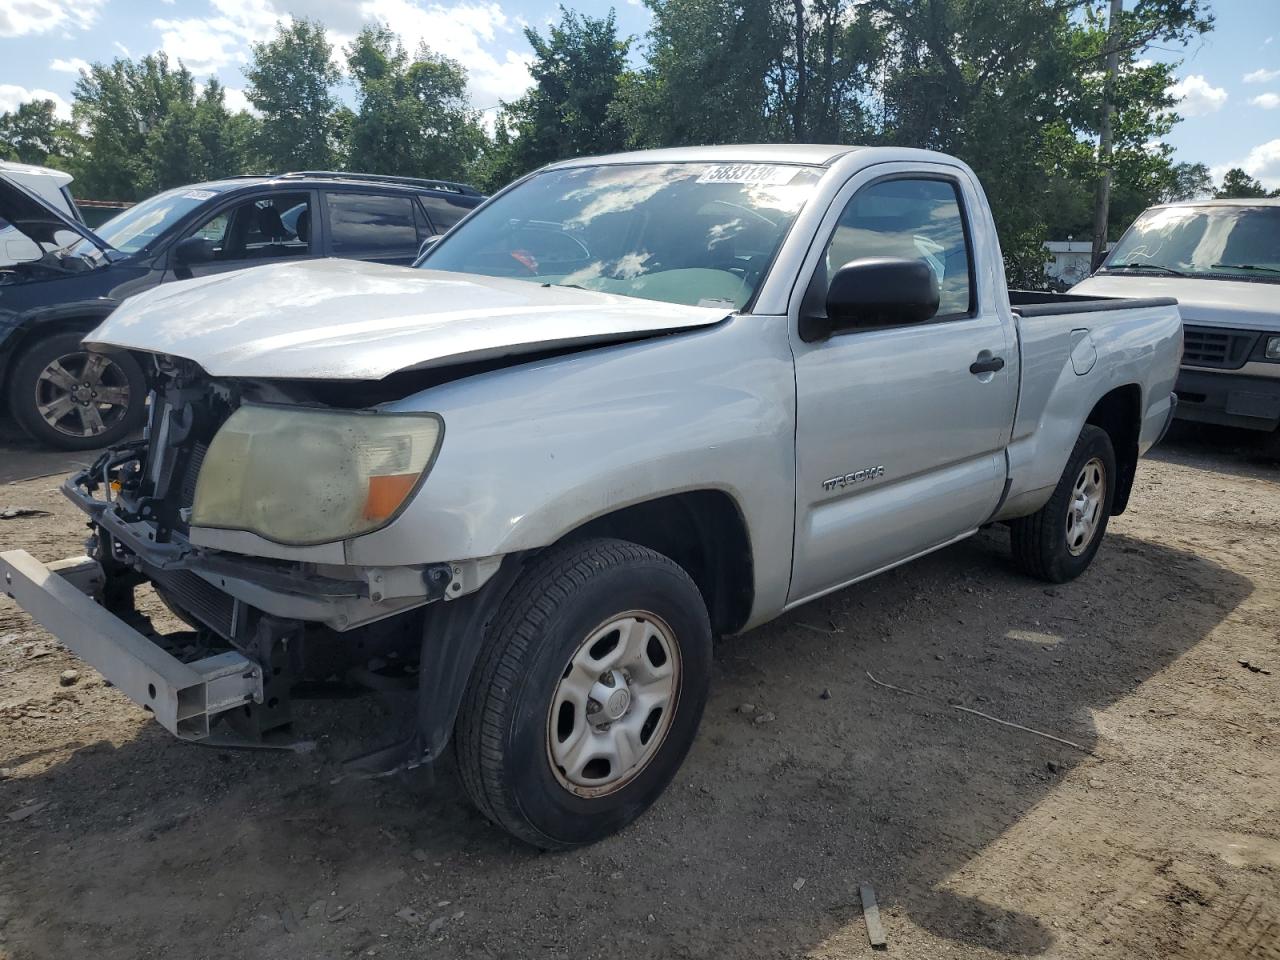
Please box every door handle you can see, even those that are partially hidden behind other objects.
[970,355,1006,375]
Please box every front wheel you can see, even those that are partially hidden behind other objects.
[1009,424,1116,583]
[454,538,713,849]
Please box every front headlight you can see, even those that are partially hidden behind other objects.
[191,405,443,545]
[1265,336,1280,361]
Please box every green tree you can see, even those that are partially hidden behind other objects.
[622,0,797,148]
[344,24,485,181]
[1159,160,1213,202]
[70,55,258,200]
[0,100,76,166]
[482,8,632,189]
[245,18,343,171]
[1215,167,1271,199]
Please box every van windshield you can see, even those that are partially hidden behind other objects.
[418,162,823,309]
[1103,204,1280,282]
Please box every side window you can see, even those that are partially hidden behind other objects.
[822,178,973,318]
[182,193,311,262]
[419,195,473,233]
[326,193,419,254]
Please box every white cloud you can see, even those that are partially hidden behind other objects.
[1244,67,1280,83]
[153,16,255,74]
[49,56,90,74]
[0,84,72,119]
[0,0,104,37]
[1252,93,1280,110]
[1166,74,1228,117]
[1212,139,1280,191]
[222,85,254,113]
[144,0,534,107]
[350,0,533,106]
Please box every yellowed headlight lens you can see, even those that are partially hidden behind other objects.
[191,405,442,545]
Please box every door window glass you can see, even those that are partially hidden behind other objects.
[182,193,311,262]
[419,195,474,232]
[823,179,974,318]
[326,193,419,254]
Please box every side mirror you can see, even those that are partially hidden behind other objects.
[803,257,939,341]
[1091,250,1108,272]
[174,236,215,266]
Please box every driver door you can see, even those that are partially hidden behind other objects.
[788,164,1018,604]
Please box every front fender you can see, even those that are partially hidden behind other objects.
[346,314,798,623]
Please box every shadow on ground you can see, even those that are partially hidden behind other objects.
[0,533,1254,959]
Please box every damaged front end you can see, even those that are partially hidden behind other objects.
[2,356,462,752]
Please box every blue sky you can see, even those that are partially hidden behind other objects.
[0,0,1277,188]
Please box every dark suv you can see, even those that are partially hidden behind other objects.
[0,171,484,449]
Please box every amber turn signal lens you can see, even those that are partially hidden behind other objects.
[363,472,420,521]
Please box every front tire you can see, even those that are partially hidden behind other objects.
[7,331,146,450]
[454,538,713,849]
[1009,424,1116,583]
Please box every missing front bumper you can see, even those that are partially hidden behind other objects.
[0,549,263,741]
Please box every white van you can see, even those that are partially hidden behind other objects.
[1073,199,1280,448]
[0,160,83,264]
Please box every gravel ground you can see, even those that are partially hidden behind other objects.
[0,427,1277,960]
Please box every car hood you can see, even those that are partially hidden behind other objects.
[1071,273,1280,332]
[84,258,734,380]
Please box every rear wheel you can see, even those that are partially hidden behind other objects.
[454,538,712,849]
[1009,424,1116,582]
[8,331,146,450]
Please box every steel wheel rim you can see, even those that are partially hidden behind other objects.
[34,351,131,439]
[1065,456,1106,556]
[546,610,682,799]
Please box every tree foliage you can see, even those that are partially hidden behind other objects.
[481,8,632,190]
[245,18,343,171]
[0,100,76,167]
[0,3,1245,283]
[345,24,486,182]
[1215,167,1276,199]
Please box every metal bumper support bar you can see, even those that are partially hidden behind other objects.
[1,549,263,741]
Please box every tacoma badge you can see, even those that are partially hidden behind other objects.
[822,466,886,491]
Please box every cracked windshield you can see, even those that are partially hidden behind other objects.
[420,162,824,309]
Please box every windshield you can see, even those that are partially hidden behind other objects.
[72,187,221,257]
[419,162,823,309]
[1104,204,1280,281]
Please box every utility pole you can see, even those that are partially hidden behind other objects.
[1091,0,1124,267]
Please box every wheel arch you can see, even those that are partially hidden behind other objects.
[560,489,756,637]
[1086,383,1142,515]
[1,305,118,386]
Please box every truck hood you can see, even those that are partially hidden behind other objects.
[1071,273,1279,332]
[84,259,733,380]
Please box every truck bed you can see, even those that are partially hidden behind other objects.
[1010,290,1178,318]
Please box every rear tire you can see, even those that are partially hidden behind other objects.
[7,331,146,451]
[1009,424,1116,583]
[454,538,713,849]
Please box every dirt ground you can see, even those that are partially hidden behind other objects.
[1,426,1277,960]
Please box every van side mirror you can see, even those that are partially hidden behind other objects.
[802,257,939,341]
[174,236,215,265]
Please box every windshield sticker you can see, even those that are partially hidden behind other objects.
[181,190,216,201]
[696,164,799,186]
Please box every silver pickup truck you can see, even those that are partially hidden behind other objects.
[1,145,1181,848]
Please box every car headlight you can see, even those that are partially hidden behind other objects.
[1266,336,1280,361]
[191,405,443,545]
